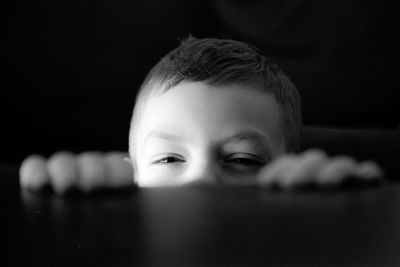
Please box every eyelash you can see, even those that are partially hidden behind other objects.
[224,153,267,166]
[152,153,267,166]
[152,156,186,165]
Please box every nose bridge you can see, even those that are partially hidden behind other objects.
[184,153,220,185]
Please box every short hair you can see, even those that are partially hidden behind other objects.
[129,36,302,158]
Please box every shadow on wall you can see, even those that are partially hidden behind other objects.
[2,0,397,161]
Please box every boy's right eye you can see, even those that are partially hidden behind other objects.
[152,155,186,165]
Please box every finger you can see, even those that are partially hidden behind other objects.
[19,155,50,190]
[77,152,107,192]
[356,161,384,181]
[104,152,134,187]
[257,155,297,188]
[316,156,358,186]
[281,149,327,189]
[47,151,79,194]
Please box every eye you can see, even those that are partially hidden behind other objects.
[152,154,186,165]
[228,158,262,166]
[224,153,267,167]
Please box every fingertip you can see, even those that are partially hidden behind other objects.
[316,156,359,186]
[48,151,79,194]
[77,151,107,192]
[357,161,385,181]
[268,150,326,190]
[104,152,134,187]
[123,157,132,165]
[302,148,327,160]
[257,155,297,188]
[20,154,50,190]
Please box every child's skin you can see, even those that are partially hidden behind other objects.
[20,81,383,193]
[133,82,284,186]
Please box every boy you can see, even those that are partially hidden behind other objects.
[20,37,383,193]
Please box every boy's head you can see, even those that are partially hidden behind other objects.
[129,37,301,186]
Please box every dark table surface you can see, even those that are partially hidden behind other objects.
[1,164,400,266]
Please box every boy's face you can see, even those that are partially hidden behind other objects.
[132,82,286,187]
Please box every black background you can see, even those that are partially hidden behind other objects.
[2,0,397,162]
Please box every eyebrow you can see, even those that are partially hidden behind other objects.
[144,129,270,149]
[225,130,268,143]
[223,130,271,152]
[144,130,184,143]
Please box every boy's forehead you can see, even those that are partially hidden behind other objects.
[135,82,284,146]
[146,81,280,115]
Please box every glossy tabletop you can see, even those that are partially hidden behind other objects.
[1,164,400,266]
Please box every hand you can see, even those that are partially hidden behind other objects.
[19,151,134,194]
[257,149,384,190]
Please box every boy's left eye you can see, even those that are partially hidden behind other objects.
[224,153,267,167]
